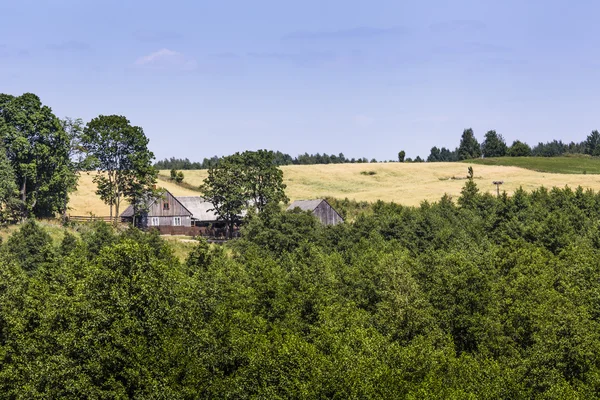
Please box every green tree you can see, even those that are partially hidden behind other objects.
[200,154,247,238]
[5,219,55,273]
[481,130,507,158]
[584,130,600,156]
[398,151,406,162]
[508,140,532,157]
[82,115,157,223]
[0,144,19,222]
[241,150,288,212]
[0,93,75,219]
[457,128,481,160]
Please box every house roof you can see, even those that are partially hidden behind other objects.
[177,196,220,222]
[287,199,325,212]
[120,190,193,218]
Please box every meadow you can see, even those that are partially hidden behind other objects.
[467,154,600,174]
[67,160,600,215]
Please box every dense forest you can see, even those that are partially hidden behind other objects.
[2,173,600,398]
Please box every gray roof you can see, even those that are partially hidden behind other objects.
[177,196,220,222]
[287,199,325,212]
[121,205,135,217]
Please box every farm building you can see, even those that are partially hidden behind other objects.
[120,190,193,228]
[287,199,344,225]
[120,190,241,237]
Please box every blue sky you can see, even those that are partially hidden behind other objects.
[2,0,599,161]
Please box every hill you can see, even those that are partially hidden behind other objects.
[68,160,600,216]
[467,155,600,174]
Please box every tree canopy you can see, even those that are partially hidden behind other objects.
[0,93,75,218]
[481,130,508,158]
[200,150,288,238]
[82,115,157,222]
[457,128,481,160]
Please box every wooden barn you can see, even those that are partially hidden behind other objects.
[121,190,193,228]
[287,199,344,225]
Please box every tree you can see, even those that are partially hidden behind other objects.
[508,140,532,157]
[398,151,406,162]
[201,150,288,238]
[240,150,288,213]
[0,144,19,222]
[584,130,600,156]
[0,93,75,219]
[481,130,507,158]
[200,154,247,239]
[82,115,157,223]
[457,128,481,160]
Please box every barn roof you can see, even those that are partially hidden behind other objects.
[120,190,193,218]
[177,196,220,222]
[287,199,325,212]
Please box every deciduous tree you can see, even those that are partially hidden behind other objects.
[481,130,507,158]
[0,93,75,218]
[82,115,157,222]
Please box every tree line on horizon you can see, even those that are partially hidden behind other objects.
[155,129,600,170]
[427,128,600,162]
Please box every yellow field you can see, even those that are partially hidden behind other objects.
[165,163,600,206]
[68,172,201,216]
[68,164,600,215]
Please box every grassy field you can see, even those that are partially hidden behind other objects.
[467,155,600,174]
[67,160,600,216]
[68,172,201,217]
[153,161,600,207]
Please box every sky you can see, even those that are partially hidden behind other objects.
[1,0,599,161]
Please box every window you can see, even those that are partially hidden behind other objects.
[163,202,170,210]
[151,217,159,226]
[173,217,182,226]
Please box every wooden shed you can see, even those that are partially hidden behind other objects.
[287,199,344,225]
[121,190,193,228]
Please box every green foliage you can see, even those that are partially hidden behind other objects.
[5,219,54,272]
[200,150,288,238]
[458,128,482,160]
[0,93,76,218]
[82,115,157,222]
[482,130,508,158]
[3,179,600,397]
[509,140,533,157]
[585,130,600,156]
[398,150,405,162]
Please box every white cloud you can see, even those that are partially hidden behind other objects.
[135,48,197,70]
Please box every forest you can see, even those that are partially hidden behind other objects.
[1,173,600,398]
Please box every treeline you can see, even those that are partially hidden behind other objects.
[2,174,600,397]
[155,152,379,170]
[427,128,600,162]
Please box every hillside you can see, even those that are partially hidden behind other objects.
[68,160,600,216]
[467,155,600,174]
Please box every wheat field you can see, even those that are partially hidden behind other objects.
[68,163,600,215]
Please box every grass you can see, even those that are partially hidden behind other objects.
[467,155,600,174]
[157,161,600,207]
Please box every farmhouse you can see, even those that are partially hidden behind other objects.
[120,190,234,236]
[121,190,193,228]
[287,199,344,225]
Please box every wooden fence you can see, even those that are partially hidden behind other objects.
[68,215,114,223]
